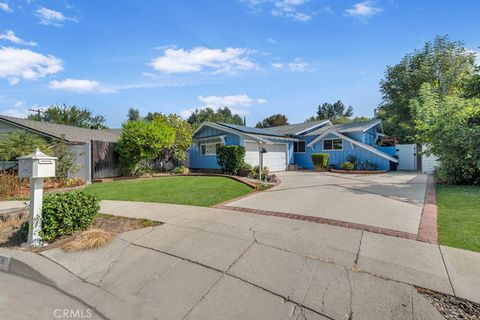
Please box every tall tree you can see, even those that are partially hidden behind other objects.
[255,114,289,128]
[28,104,108,129]
[307,100,353,123]
[378,35,477,142]
[127,108,141,121]
[412,83,480,184]
[186,107,244,127]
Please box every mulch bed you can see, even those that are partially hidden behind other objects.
[417,287,480,320]
[0,214,162,252]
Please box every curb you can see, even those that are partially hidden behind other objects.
[0,249,135,320]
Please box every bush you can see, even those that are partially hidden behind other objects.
[364,160,379,171]
[0,173,21,200]
[311,153,329,169]
[216,146,246,175]
[173,166,189,174]
[40,191,100,242]
[248,166,269,180]
[340,161,355,170]
[347,155,358,169]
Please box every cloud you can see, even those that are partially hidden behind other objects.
[271,62,284,69]
[345,1,383,21]
[0,2,12,12]
[36,7,77,26]
[2,100,32,118]
[180,94,267,118]
[150,47,258,74]
[0,47,63,85]
[0,30,37,46]
[48,79,115,93]
[288,58,308,72]
[244,0,312,22]
[267,38,278,44]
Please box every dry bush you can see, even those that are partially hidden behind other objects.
[0,173,21,200]
[61,229,113,252]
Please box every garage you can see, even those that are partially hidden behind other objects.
[244,141,287,172]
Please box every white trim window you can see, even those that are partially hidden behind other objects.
[293,141,306,153]
[201,143,221,156]
[323,138,343,151]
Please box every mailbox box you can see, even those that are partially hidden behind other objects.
[17,149,57,179]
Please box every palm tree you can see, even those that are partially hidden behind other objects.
[0,130,49,160]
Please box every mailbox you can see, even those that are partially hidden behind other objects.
[17,149,57,179]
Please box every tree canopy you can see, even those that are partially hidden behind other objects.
[255,114,289,128]
[412,83,480,184]
[28,104,108,129]
[307,100,354,124]
[378,35,477,142]
[127,108,141,121]
[186,107,244,127]
[116,118,176,174]
[0,130,49,160]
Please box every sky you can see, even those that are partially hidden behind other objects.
[0,0,479,128]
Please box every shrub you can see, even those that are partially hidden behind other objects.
[248,166,269,180]
[40,191,100,242]
[364,160,379,171]
[173,166,189,174]
[340,161,355,170]
[311,153,329,169]
[0,173,21,200]
[346,155,358,169]
[216,145,246,175]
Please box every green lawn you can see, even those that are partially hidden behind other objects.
[84,176,253,207]
[437,184,480,252]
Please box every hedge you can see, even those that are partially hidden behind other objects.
[216,145,246,175]
[311,153,329,169]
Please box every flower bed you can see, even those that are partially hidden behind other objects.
[330,169,387,174]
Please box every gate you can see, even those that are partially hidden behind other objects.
[91,140,122,179]
[396,144,417,171]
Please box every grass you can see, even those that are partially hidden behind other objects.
[437,184,480,252]
[84,176,253,207]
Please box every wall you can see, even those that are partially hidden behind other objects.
[421,144,439,174]
[188,126,240,169]
[294,133,390,170]
[68,143,91,182]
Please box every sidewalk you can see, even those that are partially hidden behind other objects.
[0,200,478,320]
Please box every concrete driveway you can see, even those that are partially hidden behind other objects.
[226,171,427,235]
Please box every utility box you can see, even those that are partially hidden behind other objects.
[18,149,57,179]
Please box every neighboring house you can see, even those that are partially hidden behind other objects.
[0,115,121,182]
[188,119,399,172]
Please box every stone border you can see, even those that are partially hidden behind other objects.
[216,205,418,240]
[417,174,438,244]
[0,207,29,223]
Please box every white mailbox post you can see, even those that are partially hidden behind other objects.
[17,149,57,247]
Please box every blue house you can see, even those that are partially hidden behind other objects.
[188,119,398,172]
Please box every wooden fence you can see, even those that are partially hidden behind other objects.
[91,140,122,179]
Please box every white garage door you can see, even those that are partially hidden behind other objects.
[244,141,287,172]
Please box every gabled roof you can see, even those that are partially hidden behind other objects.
[334,119,382,133]
[217,122,286,137]
[259,119,331,136]
[0,115,120,143]
[307,128,398,163]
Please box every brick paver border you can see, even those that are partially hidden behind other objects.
[417,174,438,244]
[215,204,418,241]
[216,172,439,243]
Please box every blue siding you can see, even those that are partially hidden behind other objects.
[189,126,240,169]
[293,133,390,170]
[343,128,376,146]
[376,146,397,156]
